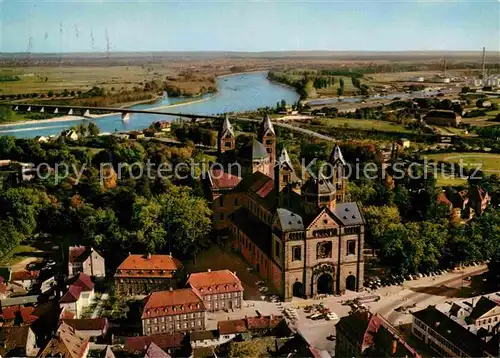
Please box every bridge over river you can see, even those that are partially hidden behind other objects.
[9,103,219,122]
[2,103,336,143]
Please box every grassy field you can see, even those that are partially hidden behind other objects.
[435,176,468,187]
[0,65,167,95]
[426,152,500,175]
[320,117,413,133]
[315,76,367,96]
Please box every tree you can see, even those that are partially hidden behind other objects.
[0,187,51,236]
[0,136,16,156]
[0,106,13,123]
[87,122,100,137]
[128,184,212,257]
[487,249,500,290]
[346,180,376,204]
[363,205,401,248]
[0,219,26,258]
[76,123,87,138]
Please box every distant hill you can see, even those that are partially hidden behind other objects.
[0,50,497,62]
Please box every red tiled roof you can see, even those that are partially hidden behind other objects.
[145,341,171,358]
[436,192,452,207]
[1,305,38,324]
[59,285,82,303]
[115,255,182,278]
[247,315,284,330]
[62,318,108,332]
[217,315,284,335]
[142,289,204,319]
[125,333,184,352]
[249,174,273,196]
[60,308,76,320]
[255,179,274,198]
[73,273,94,291]
[217,319,248,335]
[39,322,90,358]
[68,246,88,263]
[11,270,40,281]
[188,270,243,295]
[362,313,421,358]
[209,170,242,190]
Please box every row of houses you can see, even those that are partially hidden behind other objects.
[411,292,500,357]
[141,268,244,335]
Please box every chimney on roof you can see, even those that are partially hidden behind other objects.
[169,287,173,292]
[208,269,211,272]
[146,252,151,259]
[169,252,172,256]
[392,339,397,355]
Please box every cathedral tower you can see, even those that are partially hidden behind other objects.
[329,145,347,203]
[258,114,276,169]
[218,115,235,154]
[275,148,301,206]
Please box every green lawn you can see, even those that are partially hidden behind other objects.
[435,176,468,187]
[68,146,105,155]
[0,244,38,266]
[426,152,500,175]
[322,117,413,133]
[440,126,464,135]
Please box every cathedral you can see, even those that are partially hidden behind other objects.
[204,114,365,300]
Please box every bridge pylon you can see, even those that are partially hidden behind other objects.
[54,108,59,114]
[83,109,90,117]
[121,112,131,121]
[14,106,19,111]
[27,107,31,112]
[68,109,73,115]
[40,107,45,113]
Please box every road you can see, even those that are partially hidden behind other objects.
[91,293,109,319]
[235,117,336,142]
[281,264,487,354]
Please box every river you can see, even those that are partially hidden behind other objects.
[0,71,300,138]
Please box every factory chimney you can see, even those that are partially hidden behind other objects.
[481,47,486,79]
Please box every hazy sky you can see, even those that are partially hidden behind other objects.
[1,0,499,53]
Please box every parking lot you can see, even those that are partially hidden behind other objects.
[204,263,489,355]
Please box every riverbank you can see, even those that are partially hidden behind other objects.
[1,71,300,138]
[0,93,219,128]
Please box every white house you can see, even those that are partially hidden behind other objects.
[59,273,95,319]
[190,330,221,348]
[61,130,79,141]
[68,246,106,278]
[10,270,40,290]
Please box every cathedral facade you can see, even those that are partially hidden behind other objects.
[204,115,365,300]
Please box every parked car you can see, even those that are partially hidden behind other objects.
[258,286,269,293]
[326,312,338,320]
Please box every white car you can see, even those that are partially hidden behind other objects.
[326,312,338,320]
